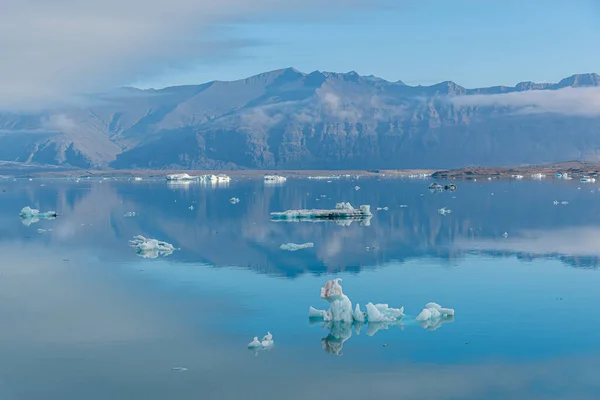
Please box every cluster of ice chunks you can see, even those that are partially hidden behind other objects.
[308,278,405,324]
[129,235,177,259]
[247,332,274,355]
[19,206,57,226]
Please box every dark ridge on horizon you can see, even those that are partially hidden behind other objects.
[133,68,600,93]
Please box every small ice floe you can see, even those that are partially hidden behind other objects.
[531,173,546,180]
[354,185,361,191]
[503,232,509,238]
[376,207,389,211]
[247,332,274,355]
[124,211,136,217]
[271,202,372,222]
[188,205,195,211]
[166,173,198,181]
[438,207,452,216]
[553,201,569,206]
[171,367,188,372]
[280,242,314,251]
[134,177,143,181]
[264,175,286,183]
[309,278,404,324]
[129,235,177,259]
[511,175,523,180]
[37,228,53,233]
[229,197,240,204]
[415,302,455,331]
[399,205,408,208]
[19,206,57,226]
[580,176,596,183]
[200,174,231,184]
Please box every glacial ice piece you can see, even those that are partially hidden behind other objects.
[415,302,455,330]
[365,302,405,322]
[134,177,143,181]
[264,175,287,183]
[229,197,240,204]
[247,332,274,355]
[354,185,361,191]
[19,206,57,226]
[124,211,136,217]
[309,279,404,325]
[129,235,177,259]
[280,242,314,251]
[166,173,198,181]
[270,202,372,222]
[438,207,452,216]
[376,206,389,211]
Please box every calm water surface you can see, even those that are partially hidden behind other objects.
[1,177,600,399]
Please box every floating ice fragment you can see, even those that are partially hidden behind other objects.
[280,242,314,251]
[271,202,372,222]
[248,332,274,355]
[399,205,408,208]
[376,206,389,211]
[438,207,452,215]
[309,279,404,324]
[365,303,405,322]
[166,173,198,181]
[37,228,53,233]
[129,235,177,258]
[264,175,286,183]
[171,367,188,372]
[553,201,569,206]
[124,211,136,217]
[503,232,509,238]
[354,185,361,191]
[134,177,143,181]
[229,197,240,204]
[415,302,455,330]
[19,206,57,226]
[189,205,195,211]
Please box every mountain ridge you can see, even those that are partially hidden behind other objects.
[1,69,600,170]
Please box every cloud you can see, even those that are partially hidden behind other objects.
[454,226,600,258]
[450,87,600,117]
[0,0,394,111]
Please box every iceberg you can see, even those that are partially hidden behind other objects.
[19,206,57,226]
[129,235,177,259]
[309,278,404,324]
[166,173,198,181]
[280,242,314,251]
[199,174,231,183]
[438,207,452,216]
[264,175,287,183]
[271,202,372,222]
[247,332,274,355]
[415,302,455,330]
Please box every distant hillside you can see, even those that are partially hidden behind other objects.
[1,69,600,169]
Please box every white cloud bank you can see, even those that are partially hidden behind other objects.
[0,0,393,110]
[451,87,600,117]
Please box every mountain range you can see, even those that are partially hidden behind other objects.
[1,68,600,170]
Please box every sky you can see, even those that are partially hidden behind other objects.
[135,0,600,89]
[0,0,599,109]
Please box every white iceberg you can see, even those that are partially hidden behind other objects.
[129,235,177,259]
[309,279,404,324]
[19,206,57,226]
[271,202,372,221]
[199,174,231,184]
[438,207,452,215]
[264,175,287,183]
[415,302,455,330]
[280,242,314,251]
[229,197,240,204]
[247,332,274,355]
[166,173,198,181]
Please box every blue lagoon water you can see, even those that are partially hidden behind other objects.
[1,176,600,399]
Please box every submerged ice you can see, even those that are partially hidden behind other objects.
[129,235,177,258]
